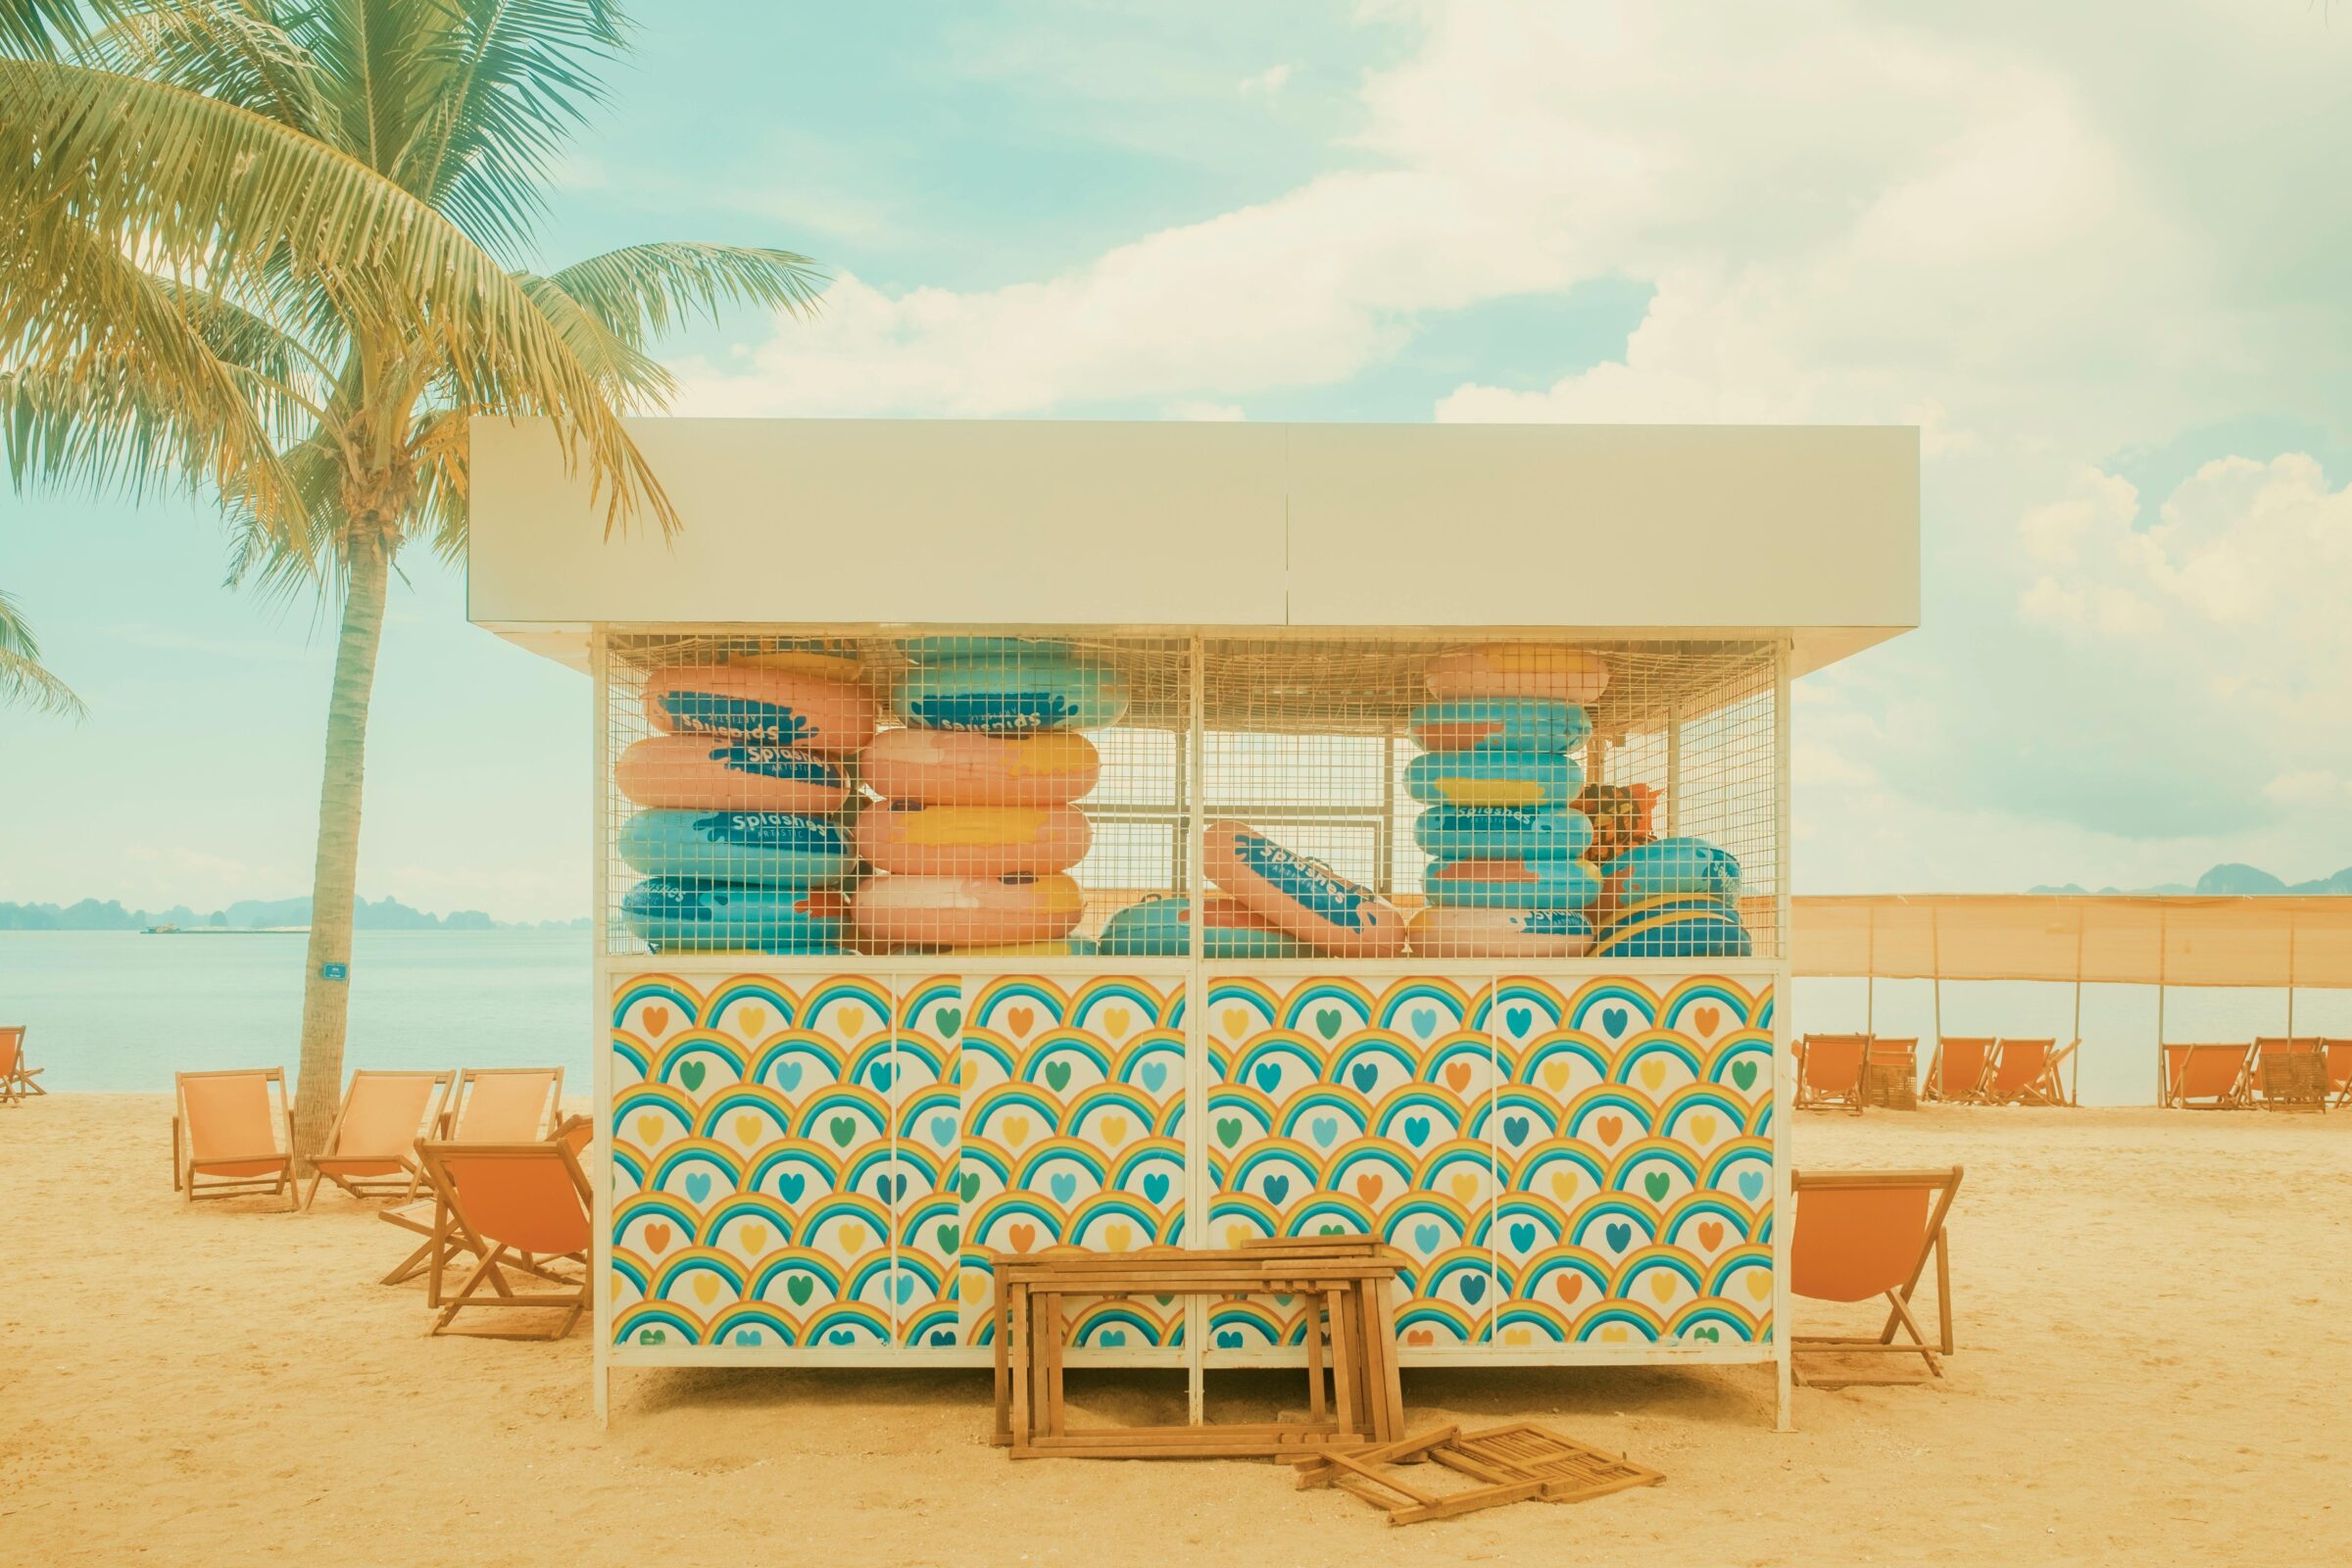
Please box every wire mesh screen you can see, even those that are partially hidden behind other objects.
[601,631,1780,962]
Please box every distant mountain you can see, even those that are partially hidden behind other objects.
[2029,863,2352,897]
[0,895,589,931]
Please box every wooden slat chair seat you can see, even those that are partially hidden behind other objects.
[415,1140,593,1340]
[1987,1038,2076,1105]
[304,1070,454,1209]
[1922,1037,1994,1103]
[2251,1038,2328,1113]
[1790,1166,1963,1386]
[172,1068,297,1207]
[2163,1044,2255,1109]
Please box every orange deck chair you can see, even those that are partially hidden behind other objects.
[1795,1034,1870,1112]
[2163,1043,2255,1109]
[172,1068,297,1207]
[1922,1037,1994,1102]
[381,1066,563,1292]
[2325,1040,2352,1109]
[0,1025,41,1104]
[1987,1038,2077,1105]
[304,1069,455,1209]
[1790,1166,1963,1385]
[415,1139,593,1340]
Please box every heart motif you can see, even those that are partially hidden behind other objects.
[1042,1060,1072,1093]
[1508,1221,1535,1251]
[1006,1222,1036,1253]
[1349,1061,1377,1094]
[734,1329,760,1347]
[1409,1007,1437,1038]
[1139,1061,1167,1093]
[1549,1171,1578,1200]
[1101,1114,1128,1147]
[1309,1116,1338,1149]
[936,1223,959,1252]
[1502,1327,1532,1347]
[1690,1325,1721,1343]
[1413,1223,1441,1253]
[1692,1005,1721,1036]
[1595,1114,1624,1145]
[1099,1329,1127,1348]
[1690,1112,1717,1144]
[1444,1062,1472,1093]
[1554,1274,1583,1304]
[1543,1061,1569,1091]
[775,1061,805,1091]
[740,1222,768,1254]
[1738,1170,1765,1201]
[891,1273,915,1304]
[881,1173,906,1203]
[1648,1275,1676,1304]
[643,1005,669,1037]
[679,1060,708,1093]
[828,1330,854,1346]
[870,1061,894,1092]
[1448,1173,1477,1201]
[1103,1222,1133,1251]
[827,1116,856,1148]
[1696,1220,1724,1250]
[1603,1222,1632,1252]
[1731,1059,1759,1091]
[1459,1275,1487,1305]
[1643,1171,1671,1201]
[635,1114,664,1145]
[1745,1273,1772,1301]
[644,1222,672,1254]
[1405,1328,1435,1347]
[1402,1115,1431,1146]
[637,1328,666,1345]
[1600,1324,1630,1343]
[692,1275,721,1306]
[1142,1172,1170,1204]
[838,1005,863,1035]
[1262,1174,1291,1204]
[1599,1006,1629,1037]
[734,1113,762,1146]
[1251,1062,1280,1093]
[1318,1225,1342,1237]
[684,1172,712,1203]
[778,1173,807,1203]
[934,1006,961,1039]
[1354,1173,1382,1202]
[1049,1173,1077,1203]
[1215,1330,1243,1349]
[1225,1223,1249,1248]
[838,1221,865,1251]
[956,1170,981,1201]
[929,1115,956,1145]
[1006,1005,1035,1037]
[1638,1060,1666,1090]
[739,1005,765,1036]
[786,1275,813,1305]
[1502,1115,1529,1147]
[1221,1007,1249,1039]
[930,1330,957,1347]
[1214,1117,1243,1149]
[1314,1008,1343,1040]
[1102,1006,1130,1036]
[1004,1115,1030,1148]
[1504,1006,1532,1038]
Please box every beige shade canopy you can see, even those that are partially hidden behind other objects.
[1792,895,2352,989]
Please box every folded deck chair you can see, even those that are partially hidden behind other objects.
[415,1140,593,1340]
[172,1068,297,1207]
[2163,1044,2255,1109]
[2326,1041,2352,1110]
[382,1066,564,1294]
[1790,1166,1963,1385]
[1795,1034,1869,1113]
[2251,1038,2328,1113]
[304,1069,454,1209]
[1987,1038,2076,1105]
[0,1025,40,1104]
[1922,1037,1994,1103]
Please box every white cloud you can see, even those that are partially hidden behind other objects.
[1240,64,1293,94]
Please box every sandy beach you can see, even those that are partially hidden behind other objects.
[0,1097,2342,1566]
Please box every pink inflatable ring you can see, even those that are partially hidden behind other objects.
[853,873,1085,951]
[1201,820,1405,958]
[1425,644,1610,705]
[614,733,850,813]
[859,728,1100,808]
[640,664,877,755]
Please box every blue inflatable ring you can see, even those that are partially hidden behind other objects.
[621,879,850,953]
[1414,806,1592,862]
[617,809,854,886]
[1404,750,1583,809]
[893,658,1129,733]
[1601,837,1742,901]
[1409,699,1591,754]
[1098,896,1312,958]
[1421,856,1601,910]
[1591,895,1752,958]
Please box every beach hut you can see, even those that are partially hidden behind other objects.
[467,418,1919,1429]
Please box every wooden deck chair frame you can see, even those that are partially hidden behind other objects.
[1920,1037,1994,1103]
[414,1140,592,1340]
[172,1067,297,1207]
[2325,1040,2352,1110]
[2163,1043,2255,1109]
[1794,1033,1870,1113]
[1989,1038,2077,1106]
[304,1069,455,1209]
[1789,1166,1962,1386]
[381,1066,564,1296]
[0,1025,42,1104]
[2250,1038,2328,1113]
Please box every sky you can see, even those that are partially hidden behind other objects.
[3,1,2349,924]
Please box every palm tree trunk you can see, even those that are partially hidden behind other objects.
[290,529,393,1166]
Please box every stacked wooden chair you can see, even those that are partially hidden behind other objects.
[992,1237,1405,1458]
[2252,1038,2329,1113]
[1289,1423,1662,1526]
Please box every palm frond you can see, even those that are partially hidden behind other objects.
[546,241,826,349]
[0,0,131,60]
[80,1,332,132]
[0,585,87,718]
[513,270,673,404]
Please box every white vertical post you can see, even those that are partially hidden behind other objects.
[2285,910,2297,1038]
[590,624,612,1426]
[1930,908,1942,1053]
[2156,906,2169,1105]
[1865,908,1877,1036]
[2074,906,2085,1105]
[1183,634,1208,1425]
[1665,701,1683,837]
[1770,643,1793,1433]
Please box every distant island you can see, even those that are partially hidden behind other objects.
[2030,862,2352,897]
[0,895,589,932]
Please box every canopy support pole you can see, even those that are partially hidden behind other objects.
[2074,906,2085,1105]
[2285,909,2297,1038]
[2156,906,2169,1104]
[1930,907,1942,1050]
[1865,907,1877,1036]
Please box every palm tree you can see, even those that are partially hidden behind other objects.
[0,587,86,717]
[2,1,822,1162]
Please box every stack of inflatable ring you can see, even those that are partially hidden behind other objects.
[1589,838,1752,957]
[615,651,879,953]
[854,638,1123,953]
[1405,647,1607,958]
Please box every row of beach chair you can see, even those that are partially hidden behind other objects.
[2164,1038,2352,1111]
[1794,1034,2076,1112]
[170,1064,594,1338]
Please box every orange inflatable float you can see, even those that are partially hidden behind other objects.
[640,664,877,754]
[858,728,1100,807]
[1201,820,1405,958]
[1425,644,1610,705]
[614,734,850,813]
[853,873,1085,951]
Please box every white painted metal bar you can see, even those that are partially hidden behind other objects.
[1771,641,1794,1433]
[590,624,613,1425]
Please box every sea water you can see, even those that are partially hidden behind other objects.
[4,931,2344,1105]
